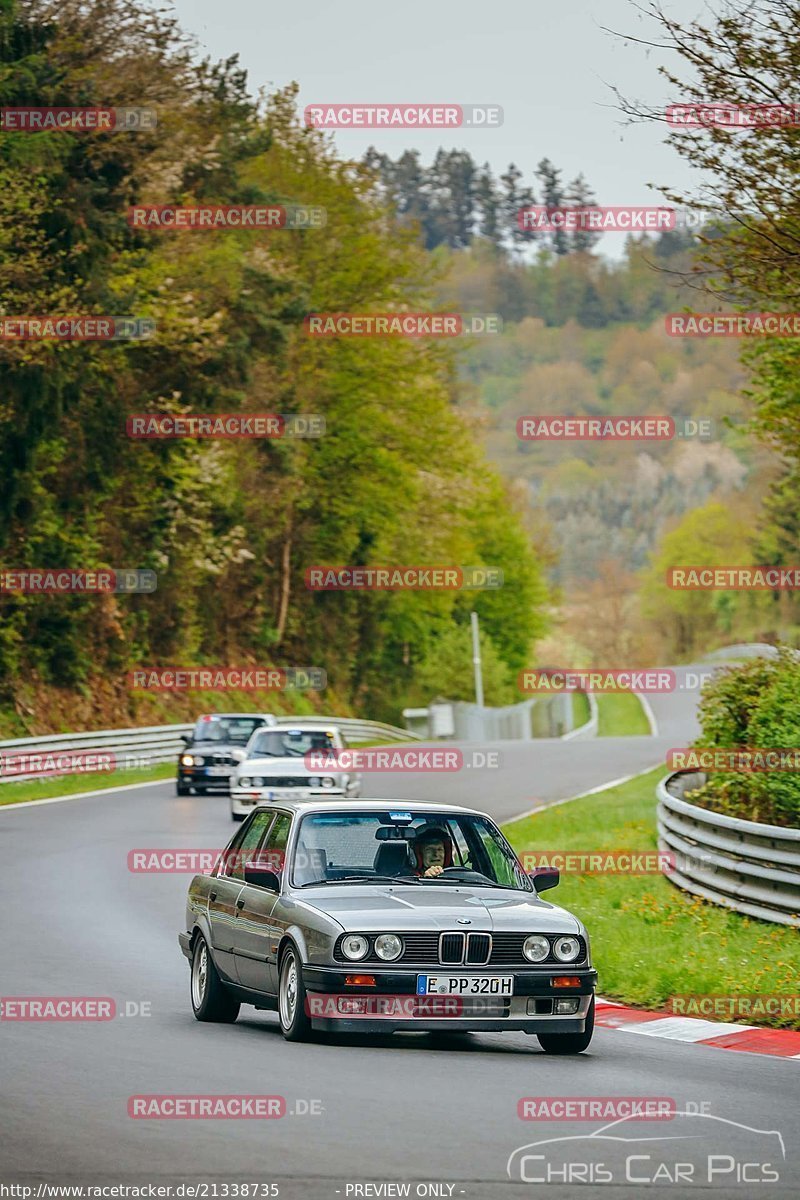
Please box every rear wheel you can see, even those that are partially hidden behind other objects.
[537,996,594,1054]
[190,934,240,1023]
[278,945,313,1042]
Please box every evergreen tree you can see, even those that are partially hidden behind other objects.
[536,157,569,255]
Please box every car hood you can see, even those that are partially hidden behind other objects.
[237,756,336,776]
[295,886,580,934]
[186,741,245,755]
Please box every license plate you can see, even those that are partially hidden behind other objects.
[266,788,302,800]
[416,974,513,997]
[206,766,231,777]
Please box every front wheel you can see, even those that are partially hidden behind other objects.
[176,781,191,796]
[278,945,313,1042]
[537,996,594,1055]
[190,934,240,1023]
[231,811,246,822]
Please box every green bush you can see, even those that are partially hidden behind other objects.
[687,650,800,827]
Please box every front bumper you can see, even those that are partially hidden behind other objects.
[178,765,235,790]
[302,965,597,1034]
[231,786,346,809]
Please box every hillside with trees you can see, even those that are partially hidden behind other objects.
[0,0,547,732]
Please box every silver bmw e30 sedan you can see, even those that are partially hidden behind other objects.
[178,799,597,1053]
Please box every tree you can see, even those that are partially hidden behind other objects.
[617,1,800,619]
[639,502,763,659]
[500,162,537,252]
[565,172,601,254]
[474,163,502,248]
[536,157,569,255]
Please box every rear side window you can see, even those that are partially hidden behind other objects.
[257,813,292,875]
[223,810,275,880]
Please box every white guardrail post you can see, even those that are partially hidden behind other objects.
[657,769,800,927]
[0,716,419,784]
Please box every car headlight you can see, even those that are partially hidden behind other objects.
[374,934,403,961]
[552,936,581,962]
[523,934,551,963]
[239,776,250,787]
[252,777,263,787]
[321,776,336,788]
[307,776,320,787]
[340,934,370,961]
[193,755,205,767]
[180,755,194,767]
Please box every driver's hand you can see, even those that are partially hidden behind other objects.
[424,864,444,878]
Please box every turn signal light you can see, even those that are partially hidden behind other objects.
[345,975,376,987]
[553,976,581,988]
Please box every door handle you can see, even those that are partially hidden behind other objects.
[209,891,217,901]
[236,898,245,910]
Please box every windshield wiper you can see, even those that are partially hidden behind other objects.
[325,874,421,886]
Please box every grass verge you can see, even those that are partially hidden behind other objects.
[571,691,591,729]
[595,691,650,736]
[0,762,175,807]
[504,767,800,1029]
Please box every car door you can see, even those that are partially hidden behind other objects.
[233,811,293,994]
[208,809,275,982]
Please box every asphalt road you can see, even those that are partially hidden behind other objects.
[2,660,796,1197]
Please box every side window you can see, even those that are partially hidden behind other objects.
[225,811,275,881]
[256,812,292,876]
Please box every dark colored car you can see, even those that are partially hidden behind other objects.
[176,713,277,796]
[178,799,597,1052]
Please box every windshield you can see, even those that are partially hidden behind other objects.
[192,716,266,745]
[247,729,336,758]
[291,810,531,890]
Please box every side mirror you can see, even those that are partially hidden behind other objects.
[180,734,191,745]
[244,863,281,891]
[530,868,559,893]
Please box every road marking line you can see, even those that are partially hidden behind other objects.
[506,767,660,824]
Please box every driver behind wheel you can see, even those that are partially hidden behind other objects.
[412,825,454,878]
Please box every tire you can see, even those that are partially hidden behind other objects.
[176,782,190,796]
[537,996,594,1055]
[231,811,246,822]
[278,944,313,1042]
[190,934,240,1023]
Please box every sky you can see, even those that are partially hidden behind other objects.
[169,0,710,254]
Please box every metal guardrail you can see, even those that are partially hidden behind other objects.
[657,770,800,927]
[0,716,418,783]
[562,692,599,741]
[402,692,579,741]
[272,716,419,743]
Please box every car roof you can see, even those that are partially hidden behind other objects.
[251,798,485,818]
[195,713,274,720]
[270,720,342,729]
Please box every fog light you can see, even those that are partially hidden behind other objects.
[338,997,368,1014]
[554,998,580,1014]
